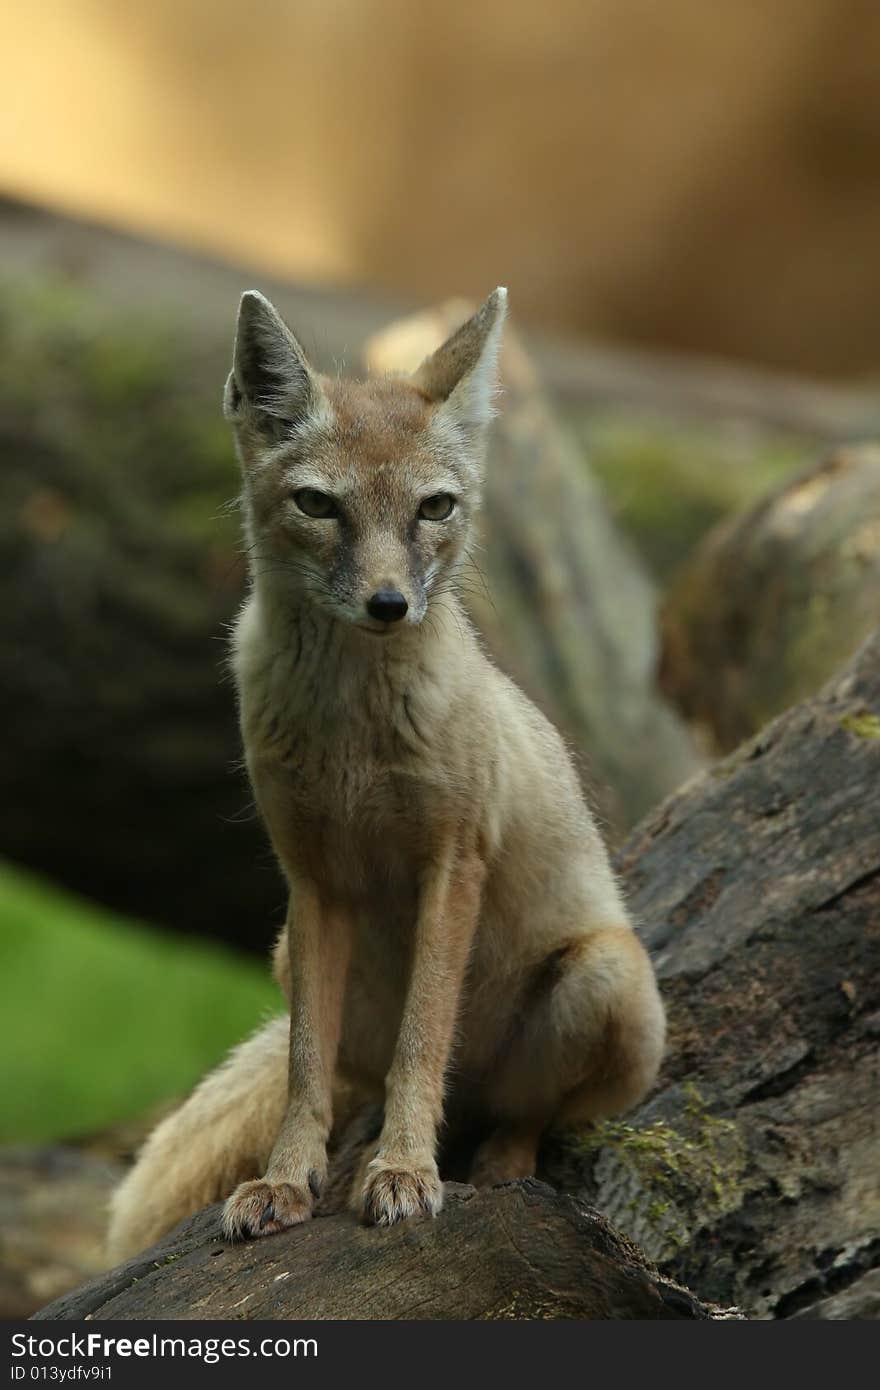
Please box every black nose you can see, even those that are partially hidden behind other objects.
[366,589,409,623]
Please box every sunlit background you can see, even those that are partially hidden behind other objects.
[2,0,880,1314]
[5,0,880,372]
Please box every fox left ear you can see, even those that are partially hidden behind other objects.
[224,290,320,439]
[411,288,507,432]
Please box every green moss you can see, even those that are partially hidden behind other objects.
[841,710,880,739]
[568,1083,743,1260]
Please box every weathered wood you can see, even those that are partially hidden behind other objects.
[580,626,880,1318]
[32,1180,724,1321]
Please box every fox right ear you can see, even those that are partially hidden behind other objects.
[224,291,318,437]
[411,288,507,433]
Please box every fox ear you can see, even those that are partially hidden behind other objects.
[411,288,507,432]
[224,291,318,436]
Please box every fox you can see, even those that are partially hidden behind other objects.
[107,288,665,1262]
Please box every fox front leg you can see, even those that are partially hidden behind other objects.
[360,840,485,1226]
[222,882,352,1238]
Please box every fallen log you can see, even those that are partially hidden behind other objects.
[33,632,880,1320]
[31,1181,725,1321]
[578,624,880,1318]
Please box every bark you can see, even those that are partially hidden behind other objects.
[31,1180,726,1321]
[587,625,880,1318]
[32,632,880,1321]
[366,304,702,835]
[660,445,880,752]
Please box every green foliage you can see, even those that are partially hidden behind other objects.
[0,862,280,1143]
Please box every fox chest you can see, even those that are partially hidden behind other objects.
[246,703,454,897]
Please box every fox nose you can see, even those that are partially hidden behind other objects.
[366,589,409,624]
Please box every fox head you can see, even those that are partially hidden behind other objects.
[224,288,506,634]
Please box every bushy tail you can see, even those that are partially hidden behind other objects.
[107,1015,288,1264]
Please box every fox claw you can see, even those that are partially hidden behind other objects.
[221,1179,313,1240]
[361,1158,443,1227]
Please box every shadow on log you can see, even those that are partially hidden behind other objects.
[32,1181,725,1321]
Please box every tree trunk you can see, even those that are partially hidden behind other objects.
[33,632,880,1320]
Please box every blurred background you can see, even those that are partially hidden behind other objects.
[2,0,880,1314]
[6,0,880,373]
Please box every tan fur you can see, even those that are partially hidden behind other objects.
[107,1017,288,1262]
[107,289,665,1261]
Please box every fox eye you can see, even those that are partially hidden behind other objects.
[418,493,456,522]
[293,488,338,519]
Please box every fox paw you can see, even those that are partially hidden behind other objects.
[221,1179,313,1240]
[361,1157,443,1227]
